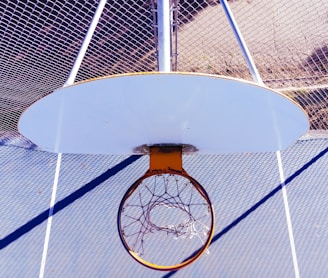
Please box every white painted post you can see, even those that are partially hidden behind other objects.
[157,0,172,72]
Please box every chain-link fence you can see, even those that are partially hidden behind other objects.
[0,0,328,132]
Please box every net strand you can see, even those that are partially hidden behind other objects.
[120,173,212,261]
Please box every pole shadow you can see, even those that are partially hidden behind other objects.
[0,155,142,250]
[163,146,328,278]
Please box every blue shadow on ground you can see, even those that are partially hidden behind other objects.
[163,146,328,278]
[1,146,328,275]
[0,155,142,250]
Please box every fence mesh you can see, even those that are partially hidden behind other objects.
[1,2,328,276]
[0,0,328,132]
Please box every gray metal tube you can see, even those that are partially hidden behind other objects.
[64,0,107,86]
[158,0,172,72]
[221,0,263,84]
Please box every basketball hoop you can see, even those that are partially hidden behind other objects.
[117,145,215,271]
[17,0,309,272]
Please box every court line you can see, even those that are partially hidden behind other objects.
[276,151,300,278]
[37,1,107,275]
[39,153,62,278]
[0,155,142,250]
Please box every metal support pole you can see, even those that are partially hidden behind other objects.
[220,0,263,85]
[221,3,301,277]
[64,0,107,86]
[158,0,172,72]
[41,1,106,274]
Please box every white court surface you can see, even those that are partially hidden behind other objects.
[19,72,308,155]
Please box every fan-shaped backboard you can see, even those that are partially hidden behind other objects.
[19,72,308,154]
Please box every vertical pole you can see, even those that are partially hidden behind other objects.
[158,0,172,72]
[220,0,263,85]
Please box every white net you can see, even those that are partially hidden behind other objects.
[118,172,214,269]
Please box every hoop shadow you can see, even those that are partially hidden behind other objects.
[0,155,142,250]
[163,145,328,277]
